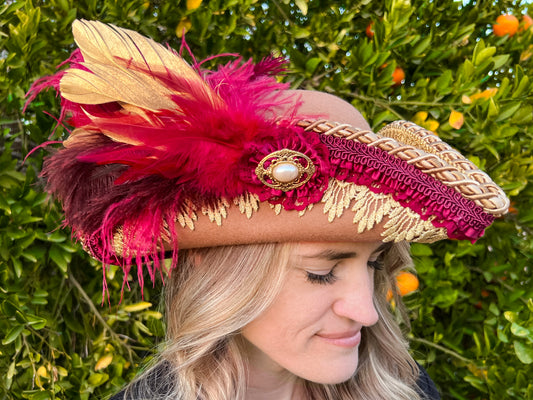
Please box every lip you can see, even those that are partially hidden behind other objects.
[316,330,361,348]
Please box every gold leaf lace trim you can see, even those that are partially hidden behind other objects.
[170,180,447,243]
[322,180,357,222]
[234,193,260,219]
[176,198,198,230]
[202,198,230,226]
[322,179,447,242]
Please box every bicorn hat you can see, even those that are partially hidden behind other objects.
[29,20,509,284]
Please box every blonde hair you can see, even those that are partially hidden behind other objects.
[121,242,421,400]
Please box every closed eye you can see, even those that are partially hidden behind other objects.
[306,266,338,285]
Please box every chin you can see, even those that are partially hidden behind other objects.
[302,361,359,385]
[314,372,356,385]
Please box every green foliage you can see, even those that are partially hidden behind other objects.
[1,0,532,398]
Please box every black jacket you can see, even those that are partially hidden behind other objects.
[110,362,440,399]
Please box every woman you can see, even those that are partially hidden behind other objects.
[116,241,436,400]
[30,20,508,400]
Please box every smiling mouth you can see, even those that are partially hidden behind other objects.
[315,330,361,348]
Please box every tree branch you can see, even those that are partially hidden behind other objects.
[411,336,473,364]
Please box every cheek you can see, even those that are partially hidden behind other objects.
[243,285,324,347]
[241,282,364,384]
[241,282,341,375]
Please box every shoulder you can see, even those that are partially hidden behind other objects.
[416,363,441,400]
[109,392,124,400]
[108,361,176,400]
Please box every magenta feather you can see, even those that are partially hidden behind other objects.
[30,21,317,289]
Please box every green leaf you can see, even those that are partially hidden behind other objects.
[511,323,531,338]
[487,98,499,119]
[49,245,68,273]
[512,75,530,98]
[497,326,509,343]
[2,325,24,345]
[489,302,500,316]
[505,311,521,323]
[474,46,496,66]
[305,57,320,74]
[87,372,109,386]
[410,243,433,256]
[63,312,85,334]
[514,341,533,364]
[134,320,153,336]
[292,26,310,39]
[123,301,152,312]
[492,54,510,70]
[11,256,23,278]
[411,35,432,57]
[26,391,52,400]
[496,103,522,122]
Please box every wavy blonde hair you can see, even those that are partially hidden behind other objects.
[121,242,421,400]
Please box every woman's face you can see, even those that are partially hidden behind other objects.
[241,241,385,385]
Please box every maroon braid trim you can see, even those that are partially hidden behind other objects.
[321,135,494,241]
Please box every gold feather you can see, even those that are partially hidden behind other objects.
[61,65,178,111]
[60,19,222,112]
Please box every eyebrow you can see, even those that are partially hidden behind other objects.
[302,242,393,261]
[303,250,358,261]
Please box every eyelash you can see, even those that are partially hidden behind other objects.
[368,259,385,271]
[307,267,337,285]
[306,267,338,285]
[306,257,385,285]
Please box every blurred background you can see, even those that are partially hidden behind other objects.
[1,0,532,398]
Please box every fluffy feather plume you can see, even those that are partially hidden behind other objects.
[33,20,306,289]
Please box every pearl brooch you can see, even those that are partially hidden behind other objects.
[255,149,315,191]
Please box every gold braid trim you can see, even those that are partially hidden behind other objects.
[298,119,509,216]
[372,120,450,162]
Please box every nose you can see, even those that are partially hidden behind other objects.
[331,267,379,327]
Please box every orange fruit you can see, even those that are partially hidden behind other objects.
[520,15,533,32]
[493,14,519,37]
[366,22,374,39]
[395,271,419,296]
[387,271,419,301]
[391,66,405,87]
